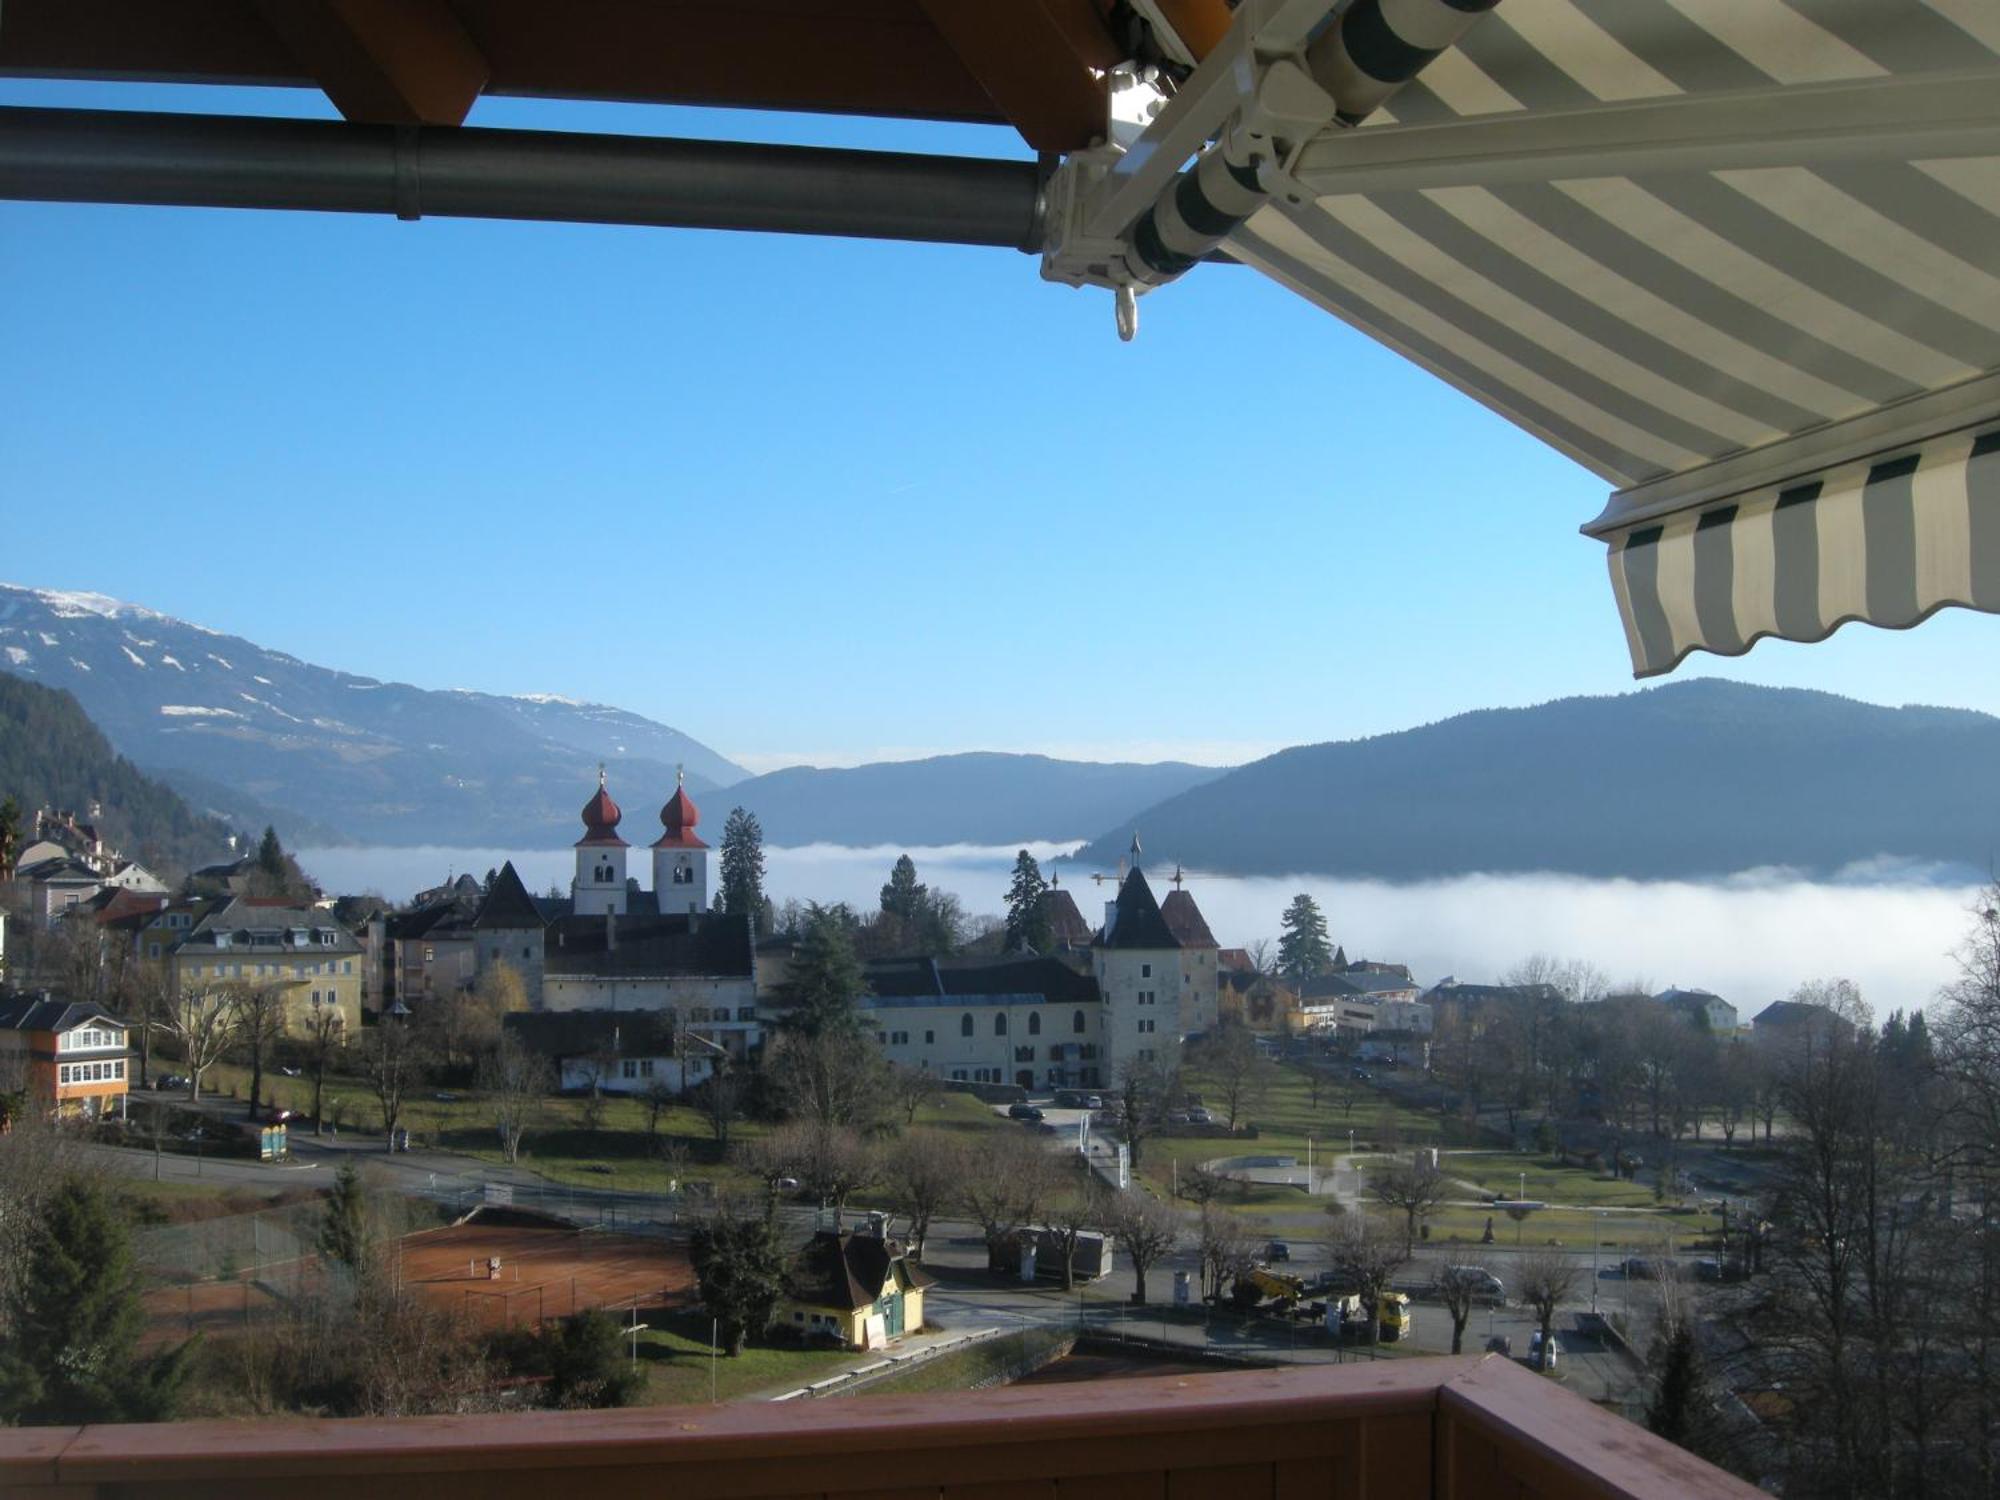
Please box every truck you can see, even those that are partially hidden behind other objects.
[1025,1227,1115,1281]
[1322,1290,1414,1342]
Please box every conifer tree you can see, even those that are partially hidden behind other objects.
[1276,893,1333,982]
[320,1157,370,1270]
[780,903,867,1037]
[719,807,766,927]
[879,854,926,925]
[1003,850,1052,953]
[0,1176,191,1423]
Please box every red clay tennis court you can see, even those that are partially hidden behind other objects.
[398,1216,695,1329]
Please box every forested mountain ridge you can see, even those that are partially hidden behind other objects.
[0,583,748,847]
[1073,680,2000,881]
[724,752,1225,846]
[0,672,237,878]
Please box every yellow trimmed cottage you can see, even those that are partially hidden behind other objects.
[779,1227,932,1350]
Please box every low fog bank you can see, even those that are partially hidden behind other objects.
[299,843,1986,1017]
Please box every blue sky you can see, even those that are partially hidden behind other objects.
[4,79,1997,773]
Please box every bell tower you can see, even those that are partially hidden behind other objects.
[571,767,629,916]
[651,766,710,915]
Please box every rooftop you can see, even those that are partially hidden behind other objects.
[543,912,754,980]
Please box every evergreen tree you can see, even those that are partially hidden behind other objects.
[0,794,20,877]
[879,854,926,925]
[320,1157,370,1270]
[1277,893,1333,982]
[719,807,766,927]
[257,823,287,878]
[688,1203,788,1356]
[0,1177,192,1424]
[780,903,867,1037]
[1003,849,1052,953]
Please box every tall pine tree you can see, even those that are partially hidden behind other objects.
[1277,893,1333,982]
[719,807,766,928]
[0,1177,191,1424]
[879,854,926,925]
[779,903,867,1036]
[1003,850,1052,953]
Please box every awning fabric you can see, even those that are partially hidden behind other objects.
[1216,0,2000,675]
[1607,424,1999,676]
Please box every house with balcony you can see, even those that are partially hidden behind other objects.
[0,990,133,1121]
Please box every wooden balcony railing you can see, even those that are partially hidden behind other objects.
[0,1354,1761,1499]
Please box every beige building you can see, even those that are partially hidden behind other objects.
[165,897,364,1034]
[861,956,1105,1090]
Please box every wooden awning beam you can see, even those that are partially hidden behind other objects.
[254,0,488,127]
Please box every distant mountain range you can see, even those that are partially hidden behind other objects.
[0,584,747,848]
[1073,680,2000,881]
[0,585,1218,852]
[725,754,1223,848]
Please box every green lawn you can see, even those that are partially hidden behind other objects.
[634,1314,856,1405]
[1138,1063,1455,1213]
[856,1328,1072,1397]
[1435,1151,1658,1210]
[194,1060,1009,1197]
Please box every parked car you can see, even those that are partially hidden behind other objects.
[1008,1103,1045,1122]
[1082,1094,1104,1110]
[1165,1110,1192,1125]
[153,1074,190,1092]
[1621,1257,1664,1280]
[433,1092,459,1104]
[1264,1240,1292,1263]
[1485,1334,1513,1357]
[1447,1267,1507,1305]
[1529,1331,1561,1371]
[1350,1068,1372,1081]
[1186,1107,1215,1125]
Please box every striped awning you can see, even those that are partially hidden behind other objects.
[1608,424,1999,676]
[1213,0,2000,675]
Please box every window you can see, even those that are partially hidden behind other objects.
[877,1031,888,1045]
[1028,1012,1041,1035]
[344,960,354,974]
[639,1059,654,1078]
[148,943,161,959]
[924,1030,935,1044]
[1073,1010,1086,1034]
[951,1069,967,1082]
[960,1013,974,1037]
[621,1059,639,1079]
[1142,964,1151,978]
[737,1007,756,1021]
[1138,1018,1156,1034]
[994,1014,1007,1037]
[523,946,532,959]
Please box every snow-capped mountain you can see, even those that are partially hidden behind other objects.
[0,583,747,847]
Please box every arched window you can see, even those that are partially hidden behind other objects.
[1073,1010,1086,1034]
[995,1014,1008,1037]
[961,1013,974,1037]
[1028,1012,1041,1035]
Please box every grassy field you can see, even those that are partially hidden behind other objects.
[1137,1063,1452,1212]
[190,1060,1007,1196]
[1438,1151,1658,1210]
[856,1328,1071,1397]
[635,1313,855,1405]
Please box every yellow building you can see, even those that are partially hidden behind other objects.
[778,1229,932,1350]
[163,897,364,1035]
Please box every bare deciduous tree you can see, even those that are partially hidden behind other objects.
[1325,1214,1409,1345]
[1514,1247,1582,1369]
[1107,1192,1184,1305]
[1185,1018,1275,1131]
[1197,1205,1260,1303]
[152,984,241,1101]
[883,1129,960,1261]
[1429,1260,1494,1355]
[355,1021,425,1148]
[1368,1160,1450,1250]
[303,1000,345,1135]
[1041,1168,1106,1291]
[957,1130,1060,1272]
[477,1033,552,1164]
[230,983,290,1120]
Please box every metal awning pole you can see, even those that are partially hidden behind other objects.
[0,106,1048,251]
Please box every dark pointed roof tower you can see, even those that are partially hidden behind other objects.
[652,767,709,850]
[1096,865,1181,950]
[576,767,627,847]
[473,860,547,930]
